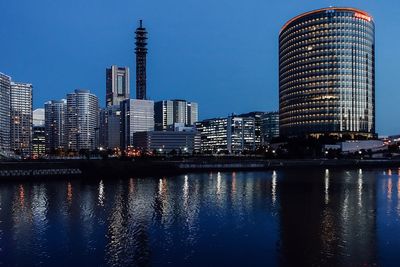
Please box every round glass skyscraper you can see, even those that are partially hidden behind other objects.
[279,7,375,138]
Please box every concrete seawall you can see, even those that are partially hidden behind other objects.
[1,159,400,180]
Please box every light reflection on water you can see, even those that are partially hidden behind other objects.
[0,169,400,266]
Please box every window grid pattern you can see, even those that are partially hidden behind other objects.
[279,8,375,137]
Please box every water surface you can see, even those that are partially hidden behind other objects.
[1,169,400,266]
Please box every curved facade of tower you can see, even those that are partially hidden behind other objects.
[279,7,375,138]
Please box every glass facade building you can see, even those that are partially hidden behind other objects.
[120,99,154,149]
[195,118,228,153]
[261,112,280,143]
[227,116,256,154]
[196,116,256,154]
[105,105,121,149]
[239,112,265,149]
[279,7,375,138]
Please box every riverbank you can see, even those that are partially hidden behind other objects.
[1,158,400,180]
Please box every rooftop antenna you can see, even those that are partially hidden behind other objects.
[139,19,143,28]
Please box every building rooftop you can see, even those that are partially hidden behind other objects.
[280,7,373,35]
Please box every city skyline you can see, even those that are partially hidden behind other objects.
[1,0,399,134]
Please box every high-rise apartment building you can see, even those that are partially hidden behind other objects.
[10,82,32,156]
[45,100,67,153]
[135,20,148,100]
[66,90,99,151]
[0,73,11,152]
[279,7,375,138]
[120,99,154,149]
[106,65,130,107]
[155,100,198,131]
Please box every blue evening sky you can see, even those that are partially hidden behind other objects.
[0,0,398,135]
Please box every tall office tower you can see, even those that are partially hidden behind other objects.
[154,100,199,131]
[135,20,148,100]
[261,112,279,144]
[10,82,33,156]
[66,90,99,151]
[120,99,154,149]
[44,99,67,153]
[239,111,265,149]
[174,100,187,124]
[106,65,130,107]
[0,73,11,152]
[279,7,375,138]
[32,108,46,158]
[105,105,121,149]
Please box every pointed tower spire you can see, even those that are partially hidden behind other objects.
[135,20,148,100]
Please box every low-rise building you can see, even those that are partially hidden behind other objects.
[322,140,386,154]
[340,140,385,153]
[133,131,200,154]
[196,115,256,154]
[154,99,198,131]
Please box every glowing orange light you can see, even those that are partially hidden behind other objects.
[67,182,73,202]
[355,13,371,22]
[19,185,25,206]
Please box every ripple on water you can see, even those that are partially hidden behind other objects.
[0,170,399,266]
